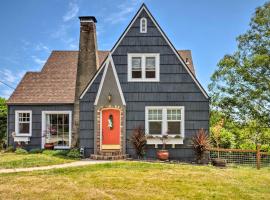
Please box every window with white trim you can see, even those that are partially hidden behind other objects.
[42,111,72,149]
[145,107,184,136]
[128,53,160,81]
[15,111,32,136]
[140,17,147,33]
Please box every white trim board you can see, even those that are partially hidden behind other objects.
[94,54,126,105]
[80,59,107,99]
[80,4,209,100]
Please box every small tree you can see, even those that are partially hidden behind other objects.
[211,119,224,150]
[0,97,7,148]
[192,129,210,163]
[130,126,147,159]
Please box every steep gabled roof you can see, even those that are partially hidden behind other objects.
[110,4,207,98]
[7,51,109,104]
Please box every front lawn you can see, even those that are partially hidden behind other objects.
[0,152,76,169]
[0,162,269,200]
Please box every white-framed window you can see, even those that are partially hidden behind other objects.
[15,110,32,136]
[42,111,72,149]
[145,106,184,137]
[140,17,147,33]
[128,53,160,82]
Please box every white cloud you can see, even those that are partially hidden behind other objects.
[0,69,17,83]
[35,43,50,53]
[63,1,79,22]
[104,0,143,24]
[32,56,46,65]
[0,68,26,98]
[0,88,13,99]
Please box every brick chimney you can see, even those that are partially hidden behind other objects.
[72,16,99,147]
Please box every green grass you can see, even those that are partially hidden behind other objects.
[0,153,75,169]
[0,161,269,200]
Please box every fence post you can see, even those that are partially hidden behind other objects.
[256,144,261,170]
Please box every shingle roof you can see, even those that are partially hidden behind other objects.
[7,50,194,104]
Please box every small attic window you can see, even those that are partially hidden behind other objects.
[140,18,147,33]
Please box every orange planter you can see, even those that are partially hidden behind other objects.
[44,143,54,150]
[157,150,169,161]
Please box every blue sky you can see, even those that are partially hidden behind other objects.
[0,0,266,98]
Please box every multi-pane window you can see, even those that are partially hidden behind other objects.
[128,54,159,81]
[131,57,142,78]
[42,111,72,149]
[140,17,147,33]
[146,107,184,136]
[145,57,156,78]
[15,111,32,136]
[167,109,181,135]
[148,109,162,134]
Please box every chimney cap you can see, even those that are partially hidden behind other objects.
[79,16,97,23]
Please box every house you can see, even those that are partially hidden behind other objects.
[6,4,209,160]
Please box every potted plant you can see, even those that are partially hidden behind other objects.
[43,128,55,150]
[192,128,210,164]
[130,126,147,159]
[157,134,169,161]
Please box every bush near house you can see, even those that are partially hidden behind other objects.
[0,97,7,148]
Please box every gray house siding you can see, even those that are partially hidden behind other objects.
[80,68,104,156]
[80,9,209,160]
[8,104,73,150]
[112,9,209,160]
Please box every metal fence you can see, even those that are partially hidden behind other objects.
[208,145,270,169]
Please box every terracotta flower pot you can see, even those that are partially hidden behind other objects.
[44,143,54,150]
[157,150,169,161]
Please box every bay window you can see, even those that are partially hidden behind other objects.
[128,53,160,81]
[145,107,184,137]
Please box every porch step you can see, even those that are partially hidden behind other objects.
[90,154,129,160]
[99,150,122,156]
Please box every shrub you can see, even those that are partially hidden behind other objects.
[5,146,15,153]
[130,126,146,159]
[67,148,81,159]
[42,150,55,155]
[54,150,70,156]
[42,150,70,157]
[15,148,28,154]
[29,148,43,154]
[192,128,210,163]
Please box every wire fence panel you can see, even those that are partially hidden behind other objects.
[208,146,270,168]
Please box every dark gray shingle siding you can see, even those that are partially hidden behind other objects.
[79,9,209,160]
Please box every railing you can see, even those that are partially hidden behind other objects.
[207,144,270,169]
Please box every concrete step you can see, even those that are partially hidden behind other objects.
[90,154,128,160]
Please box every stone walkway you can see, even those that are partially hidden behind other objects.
[0,160,113,174]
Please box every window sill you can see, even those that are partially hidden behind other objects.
[128,79,160,82]
[54,146,70,150]
[14,136,30,142]
[146,136,184,145]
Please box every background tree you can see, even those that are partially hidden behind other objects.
[209,2,270,146]
[0,97,7,145]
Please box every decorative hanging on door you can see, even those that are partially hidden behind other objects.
[108,114,113,129]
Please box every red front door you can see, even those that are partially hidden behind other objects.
[102,109,120,148]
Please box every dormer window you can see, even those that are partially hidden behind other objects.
[140,18,147,33]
